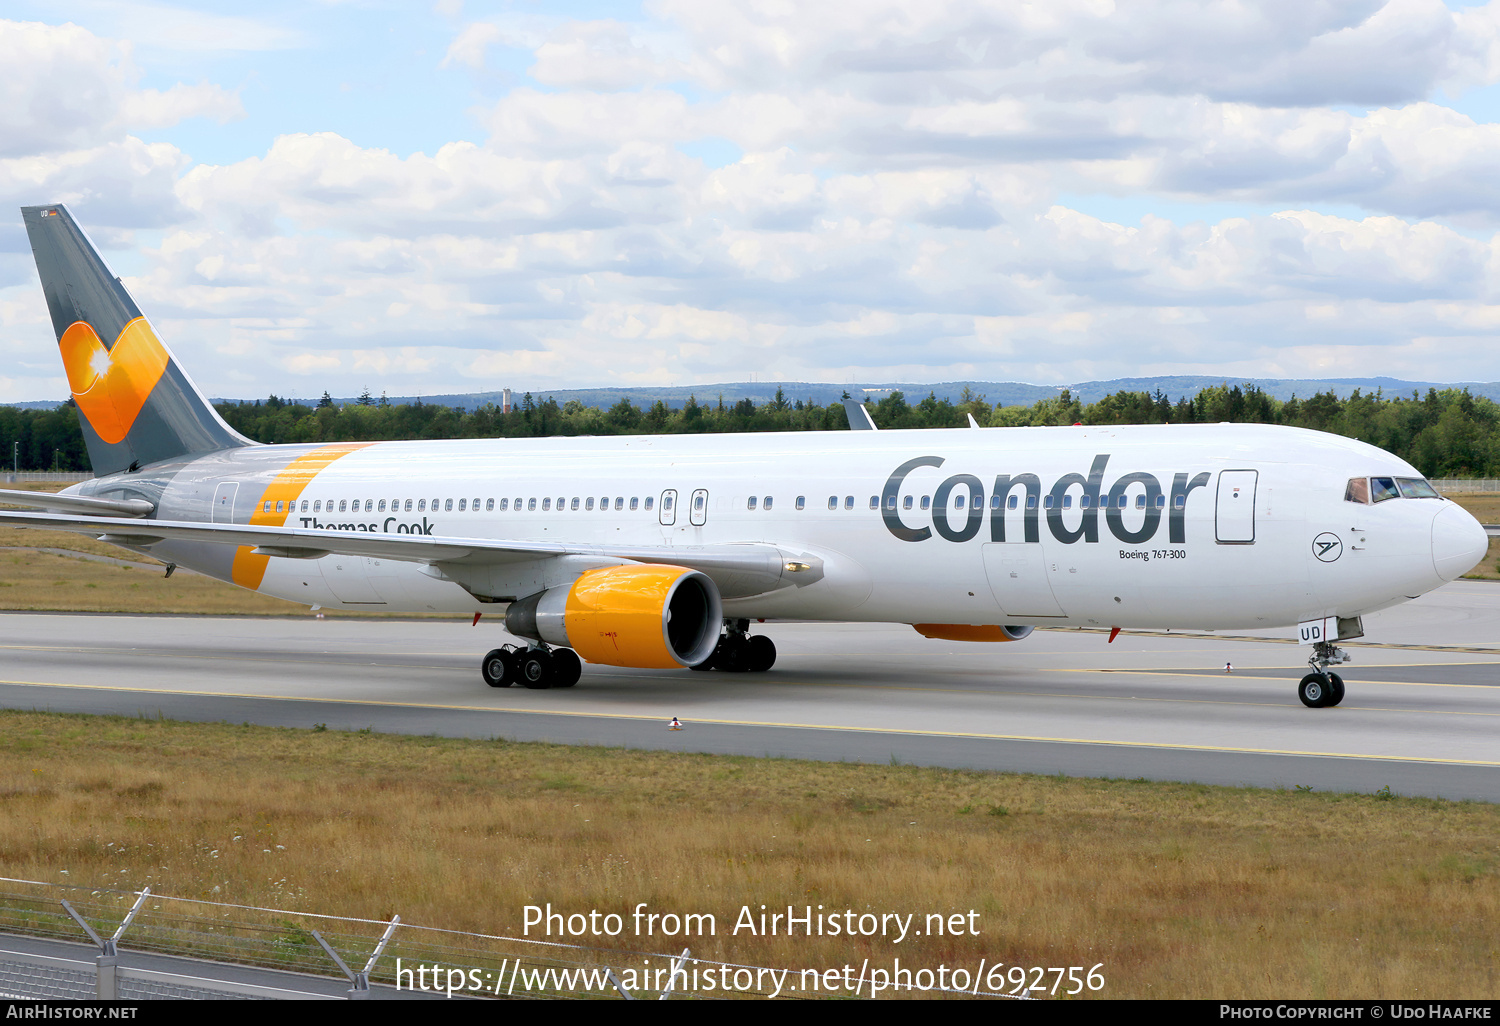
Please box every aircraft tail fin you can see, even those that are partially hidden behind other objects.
[21,204,251,476]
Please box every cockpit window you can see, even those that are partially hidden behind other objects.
[1396,477,1440,498]
[1369,477,1401,503]
[1344,478,1369,504]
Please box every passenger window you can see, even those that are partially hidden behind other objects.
[314,500,322,512]
[458,499,466,511]
[630,497,639,510]
[845,496,854,509]
[920,496,930,510]
[1008,495,1019,510]
[543,498,551,511]
[472,498,480,510]
[615,497,624,510]
[417,499,425,512]
[954,494,965,509]
[1062,495,1072,510]
[795,496,805,510]
[645,496,654,511]
[764,496,773,510]
[487,498,494,511]
[694,494,705,511]
[747,496,757,510]
[989,495,1000,510]
[904,496,913,510]
[1136,495,1146,509]
[275,500,284,513]
[379,500,387,512]
[446,499,454,511]
[405,499,413,512]
[586,497,594,510]
[1044,496,1053,510]
[498,499,506,511]
[363,500,371,512]
[601,496,609,509]
[339,500,348,512]
[1079,496,1090,509]
[571,497,580,510]
[1026,496,1036,509]
[1345,478,1369,504]
[1174,495,1185,509]
[528,498,536,511]
[890,496,901,510]
[828,496,837,510]
[1370,477,1400,502]
[869,496,878,509]
[1155,495,1165,508]
[662,495,672,510]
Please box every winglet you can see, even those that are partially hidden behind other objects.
[967,413,981,428]
[842,398,877,431]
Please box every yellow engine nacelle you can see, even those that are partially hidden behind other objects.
[912,624,1034,642]
[506,564,723,668]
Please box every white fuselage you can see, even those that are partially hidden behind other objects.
[97,421,1478,633]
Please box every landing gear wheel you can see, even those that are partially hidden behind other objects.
[551,649,581,688]
[746,635,777,672]
[1325,672,1345,707]
[1298,672,1332,708]
[716,634,750,673]
[519,650,553,690]
[481,648,514,688]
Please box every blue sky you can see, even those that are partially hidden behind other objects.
[4,1,1500,401]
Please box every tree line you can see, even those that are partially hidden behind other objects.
[5,384,1500,478]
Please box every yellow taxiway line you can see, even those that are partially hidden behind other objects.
[0,677,1496,768]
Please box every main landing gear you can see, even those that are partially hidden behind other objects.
[689,619,777,674]
[482,644,582,690]
[1298,640,1350,708]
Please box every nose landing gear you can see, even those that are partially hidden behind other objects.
[1298,640,1350,708]
[689,620,777,674]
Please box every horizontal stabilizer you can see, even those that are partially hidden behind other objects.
[0,488,153,518]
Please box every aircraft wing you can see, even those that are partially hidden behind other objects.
[0,510,808,594]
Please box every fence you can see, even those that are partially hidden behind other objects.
[1431,479,1500,493]
[1,472,92,484]
[0,878,1016,1001]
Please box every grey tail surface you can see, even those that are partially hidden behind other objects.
[21,203,253,477]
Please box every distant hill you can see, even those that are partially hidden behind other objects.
[11,375,1500,411]
[245,375,1500,410]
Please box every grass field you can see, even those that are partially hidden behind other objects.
[0,711,1494,999]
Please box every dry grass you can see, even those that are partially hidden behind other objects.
[0,711,1494,999]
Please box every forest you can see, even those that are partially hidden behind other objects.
[5,383,1499,479]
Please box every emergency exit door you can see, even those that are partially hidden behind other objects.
[1215,470,1258,543]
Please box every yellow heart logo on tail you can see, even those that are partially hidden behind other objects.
[59,317,170,444]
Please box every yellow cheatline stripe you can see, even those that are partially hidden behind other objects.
[0,678,1497,767]
[231,441,375,590]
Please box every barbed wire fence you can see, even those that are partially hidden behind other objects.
[0,877,1020,1001]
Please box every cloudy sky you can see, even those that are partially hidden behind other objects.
[4,1,1500,402]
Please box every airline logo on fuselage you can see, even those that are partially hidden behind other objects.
[299,516,436,535]
[882,454,1211,545]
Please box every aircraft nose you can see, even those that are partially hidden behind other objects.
[1432,504,1490,582]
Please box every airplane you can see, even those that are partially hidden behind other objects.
[1,204,1489,708]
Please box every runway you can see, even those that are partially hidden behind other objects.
[1,581,1497,801]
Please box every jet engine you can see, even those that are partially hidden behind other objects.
[506,564,723,668]
[911,624,1034,642]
